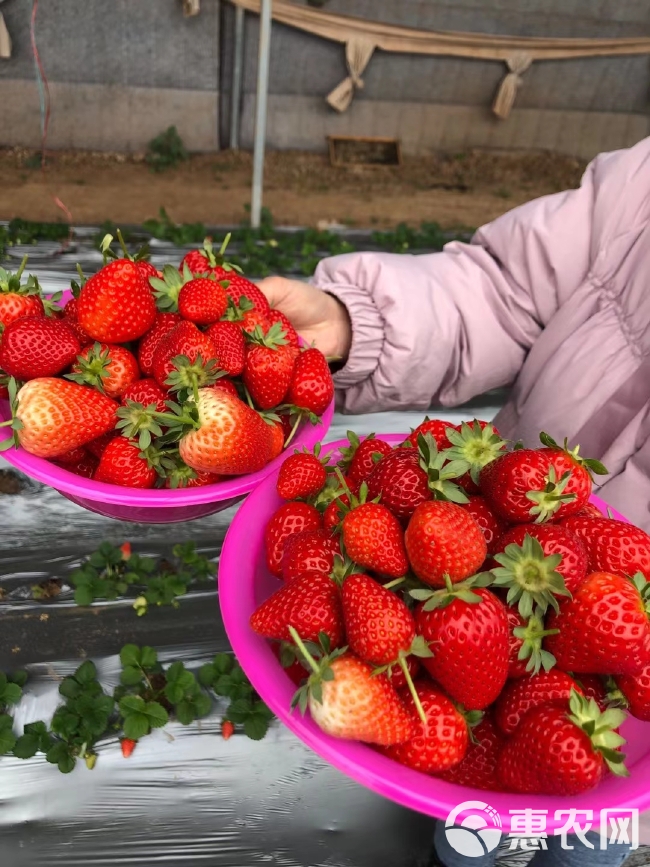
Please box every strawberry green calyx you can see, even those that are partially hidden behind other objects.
[165,354,226,404]
[156,451,200,488]
[525,465,577,523]
[459,705,486,745]
[444,420,508,484]
[149,264,193,313]
[329,553,363,586]
[567,689,628,777]
[0,377,24,450]
[41,288,63,318]
[69,263,86,299]
[490,533,571,618]
[572,675,629,711]
[631,572,650,615]
[539,431,609,480]
[100,229,153,267]
[417,433,469,504]
[333,468,380,515]
[512,613,559,675]
[245,321,288,348]
[116,399,165,450]
[66,342,112,392]
[193,234,243,275]
[289,627,348,714]
[0,256,40,297]
[337,430,382,472]
[410,572,494,612]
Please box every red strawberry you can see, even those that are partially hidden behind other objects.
[267,308,299,347]
[286,348,333,416]
[220,272,270,317]
[77,260,157,343]
[560,516,650,580]
[210,379,239,400]
[282,528,340,582]
[54,445,88,464]
[55,450,99,479]
[342,499,408,578]
[323,492,350,531]
[121,379,168,414]
[385,656,421,691]
[205,321,246,376]
[274,641,308,686]
[615,665,650,721]
[250,571,343,646]
[69,343,140,398]
[0,370,9,400]
[243,328,297,410]
[404,418,454,450]
[293,645,414,746]
[137,313,183,376]
[497,690,627,795]
[151,321,217,390]
[178,389,273,475]
[571,502,605,519]
[338,432,393,486]
[94,438,157,488]
[120,738,137,758]
[572,674,621,713]
[0,259,43,328]
[416,584,509,710]
[366,447,430,522]
[14,378,118,458]
[265,501,322,577]
[178,276,228,324]
[462,496,508,555]
[164,466,221,489]
[221,720,235,740]
[382,682,470,773]
[136,260,160,282]
[276,449,327,500]
[505,609,558,678]
[405,501,487,587]
[439,714,505,791]
[546,571,650,675]
[63,297,93,346]
[494,670,583,736]
[0,316,81,380]
[264,417,285,460]
[492,523,588,594]
[86,429,118,458]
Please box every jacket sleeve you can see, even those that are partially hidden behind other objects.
[312,154,612,414]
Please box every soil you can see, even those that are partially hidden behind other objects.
[0,147,587,230]
[0,469,24,495]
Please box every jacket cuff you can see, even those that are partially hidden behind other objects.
[319,282,384,389]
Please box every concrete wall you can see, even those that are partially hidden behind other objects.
[221,0,650,159]
[0,0,221,151]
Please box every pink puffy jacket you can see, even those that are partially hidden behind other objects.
[314,137,650,533]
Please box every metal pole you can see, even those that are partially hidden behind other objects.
[229,4,245,150]
[250,0,272,229]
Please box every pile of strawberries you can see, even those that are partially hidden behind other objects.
[250,419,650,796]
[0,234,333,489]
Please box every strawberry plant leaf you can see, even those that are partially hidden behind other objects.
[120,665,144,687]
[0,672,23,708]
[243,714,269,741]
[75,661,98,685]
[0,714,17,754]
[122,713,151,740]
[46,741,76,774]
[9,671,28,688]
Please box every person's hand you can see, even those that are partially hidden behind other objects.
[257,276,352,362]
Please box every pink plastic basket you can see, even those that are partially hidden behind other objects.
[0,291,334,523]
[219,434,650,831]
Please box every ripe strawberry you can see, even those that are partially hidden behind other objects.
[572,674,623,713]
[560,516,650,580]
[120,738,137,758]
[14,378,118,458]
[178,389,273,475]
[265,501,322,577]
[54,445,88,464]
[178,276,228,324]
[404,418,454,450]
[243,325,297,410]
[205,321,246,376]
[494,670,583,736]
[497,690,627,795]
[342,498,408,578]
[0,316,81,380]
[137,312,183,376]
[405,501,487,587]
[382,682,470,774]
[264,417,285,460]
[385,656,421,691]
[267,308,299,347]
[164,465,221,489]
[615,665,650,721]
[69,343,140,398]
[0,259,43,328]
[338,432,393,486]
[294,645,414,746]
[276,449,327,500]
[323,492,350,531]
[250,571,343,646]
[62,296,93,346]
[220,272,271,317]
[121,379,168,414]
[136,260,160,282]
[221,719,235,740]
[210,379,239,400]
[281,528,340,582]
[492,523,588,594]
[439,714,505,791]
[0,370,9,400]
[416,584,509,710]
[286,348,333,416]
[571,502,604,519]
[151,321,217,390]
[366,447,430,522]
[462,496,508,555]
[86,429,118,458]
[77,260,157,343]
[505,609,558,678]
[546,571,650,675]
[94,438,157,488]
[55,450,99,479]
[342,573,417,666]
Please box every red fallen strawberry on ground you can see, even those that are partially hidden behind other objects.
[0,233,333,489]
[248,420,650,796]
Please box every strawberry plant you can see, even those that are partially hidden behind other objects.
[199,653,274,740]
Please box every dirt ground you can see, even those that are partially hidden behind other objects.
[0,147,587,230]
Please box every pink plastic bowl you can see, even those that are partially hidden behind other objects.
[0,290,334,523]
[219,434,650,831]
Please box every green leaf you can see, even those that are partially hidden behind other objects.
[123,713,151,740]
[198,663,216,688]
[119,644,141,667]
[46,740,76,773]
[51,708,81,739]
[243,714,270,741]
[165,683,185,705]
[120,665,144,687]
[0,682,22,706]
[227,698,254,724]
[59,677,82,700]
[13,733,39,759]
[145,701,168,729]
[75,661,97,685]
[174,700,195,725]
[193,692,211,719]
[140,646,158,669]
[0,714,16,754]
[119,694,146,715]
[9,671,28,688]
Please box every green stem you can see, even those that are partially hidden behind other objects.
[16,256,28,281]
[0,418,14,428]
[283,413,302,449]
[383,578,405,591]
[288,626,321,676]
[398,656,426,725]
